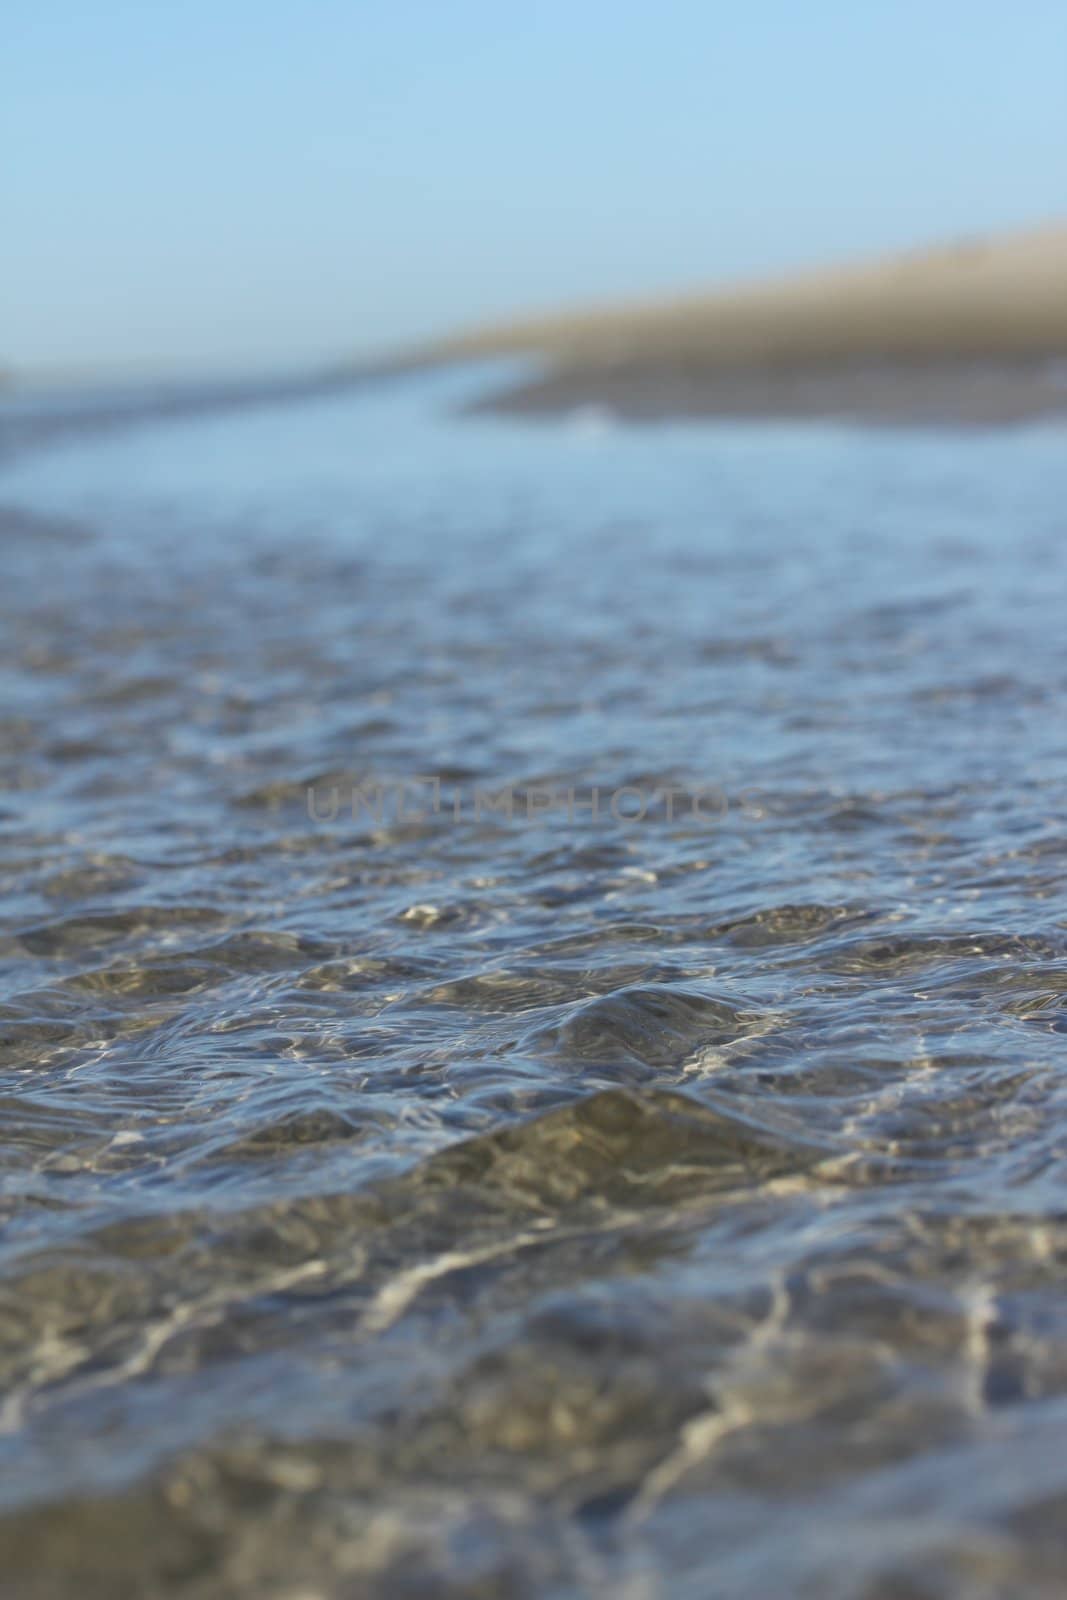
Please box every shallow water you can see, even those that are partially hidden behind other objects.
[1,370,1066,1598]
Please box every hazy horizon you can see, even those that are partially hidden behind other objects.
[6,1,1067,378]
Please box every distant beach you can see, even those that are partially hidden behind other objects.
[422,223,1067,425]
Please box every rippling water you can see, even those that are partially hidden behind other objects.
[2,370,1066,1598]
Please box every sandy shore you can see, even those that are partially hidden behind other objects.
[432,224,1067,426]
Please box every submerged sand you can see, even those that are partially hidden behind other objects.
[428,223,1067,425]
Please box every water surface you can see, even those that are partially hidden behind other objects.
[1,371,1066,1597]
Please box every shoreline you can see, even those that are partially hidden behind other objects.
[0,368,369,464]
[472,356,1067,428]
[424,222,1067,428]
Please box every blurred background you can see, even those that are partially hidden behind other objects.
[5,0,1067,380]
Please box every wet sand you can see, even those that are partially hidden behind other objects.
[0,370,367,462]
[473,357,1067,427]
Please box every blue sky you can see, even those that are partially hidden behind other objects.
[5,1,1066,375]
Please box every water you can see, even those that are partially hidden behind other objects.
[1,369,1066,1597]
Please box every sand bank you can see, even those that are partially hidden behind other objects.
[432,224,1067,425]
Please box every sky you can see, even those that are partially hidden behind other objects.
[5,0,1067,376]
